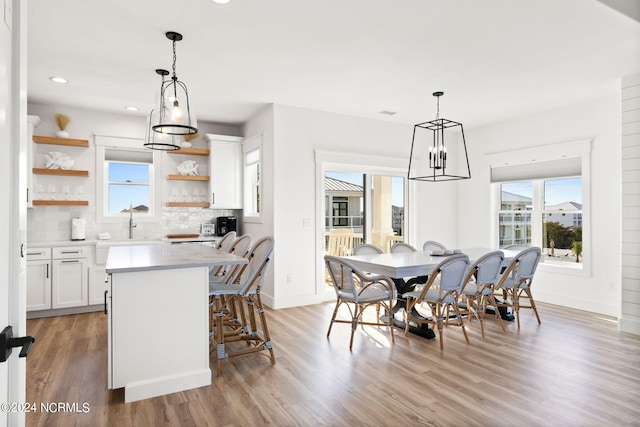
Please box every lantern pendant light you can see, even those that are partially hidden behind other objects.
[407,91,471,182]
[145,69,181,150]
[151,31,198,136]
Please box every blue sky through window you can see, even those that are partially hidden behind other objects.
[502,179,582,207]
[108,162,150,213]
[326,172,404,207]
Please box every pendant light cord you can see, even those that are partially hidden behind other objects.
[172,38,178,98]
[172,38,177,79]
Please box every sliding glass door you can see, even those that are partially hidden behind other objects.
[324,171,405,255]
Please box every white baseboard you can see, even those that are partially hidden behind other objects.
[534,291,618,318]
[124,369,211,403]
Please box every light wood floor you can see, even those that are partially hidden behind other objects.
[26,302,640,426]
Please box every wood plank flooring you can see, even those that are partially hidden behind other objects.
[26,302,640,426]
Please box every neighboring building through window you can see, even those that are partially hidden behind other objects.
[496,177,583,265]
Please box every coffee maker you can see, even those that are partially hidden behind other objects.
[216,216,237,236]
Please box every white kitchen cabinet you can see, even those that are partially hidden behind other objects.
[26,247,51,311]
[206,134,243,209]
[90,244,110,306]
[51,246,89,309]
[89,266,108,306]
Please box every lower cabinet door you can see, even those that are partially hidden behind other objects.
[52,258,88,309]
[26,260,52,311]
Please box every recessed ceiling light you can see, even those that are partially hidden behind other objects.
[124,106,139,112]
[49,76,68,84]
[211,0,230,4]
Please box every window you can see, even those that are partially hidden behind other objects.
[332,198,349,226]
[498,178,582,264]
[499,181,532,247]
[542,178,583,264]
[107,161,150,215]
[95,136,160,223]
[491,141,591,274]
[242,134,262,221]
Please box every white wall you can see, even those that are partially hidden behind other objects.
[458,93,622,317]
[241,104,276,301]
[247,104,459,308]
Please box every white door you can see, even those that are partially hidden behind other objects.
[1,2,29,426]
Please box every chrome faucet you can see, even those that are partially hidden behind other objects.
[128,205,137,239]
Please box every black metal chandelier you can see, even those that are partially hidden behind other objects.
[151,31,198,137]
[145,69,181,150]
[407,91,471,182]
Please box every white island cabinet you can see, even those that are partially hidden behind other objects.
[106,243,247,403]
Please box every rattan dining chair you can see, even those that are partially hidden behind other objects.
[459,250,506,337]
[353,243,383,255]
[403,254,470,350]
[503,244,530,251]
[423,240,447,252]
[495,247,542,329]
[325,255,397,350]
[208,234,253,341]
[210,231,237,277]
[210,234,252,284]
[216,231,237,251]
[210,236,275,375]
[390,242,417,253]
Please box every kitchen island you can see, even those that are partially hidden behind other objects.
[105,243,247,403]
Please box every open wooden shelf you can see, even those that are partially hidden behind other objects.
[166,174,209,181]
[33,135,89,147]
[165,202,210,208]
[32,200,89,206]
[166,148,210,156]
[33,168,90,177]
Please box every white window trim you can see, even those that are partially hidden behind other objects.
[487,138,591,277]
[242,133,263,223]
[95,135,162,224]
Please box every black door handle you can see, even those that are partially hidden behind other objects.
[1,326,35,363]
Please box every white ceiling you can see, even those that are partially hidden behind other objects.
[26,0,640,129]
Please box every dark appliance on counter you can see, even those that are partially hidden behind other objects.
[216,216,237,236]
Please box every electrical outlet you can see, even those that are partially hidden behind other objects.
[287,274,293,285]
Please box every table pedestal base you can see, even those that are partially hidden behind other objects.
[390,278,435,339]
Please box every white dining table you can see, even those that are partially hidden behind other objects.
[341,247,522,279]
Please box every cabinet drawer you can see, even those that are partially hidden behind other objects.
[53,246,90,259]
[26,247,51,261]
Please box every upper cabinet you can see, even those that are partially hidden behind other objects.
[206,134,243,209]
